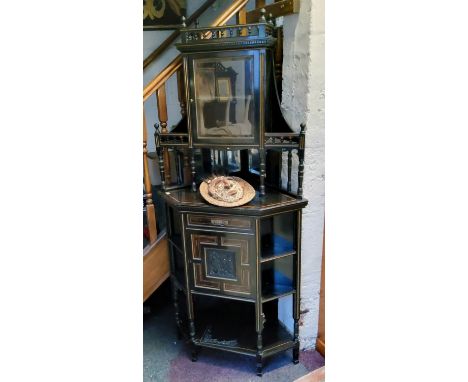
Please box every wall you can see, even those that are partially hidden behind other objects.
[279,0,325,350]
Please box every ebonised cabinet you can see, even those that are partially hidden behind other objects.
[156,19,308,376]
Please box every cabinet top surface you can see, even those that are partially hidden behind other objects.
[160,187,307,216]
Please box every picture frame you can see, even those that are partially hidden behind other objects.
[216,78,231,102]
[143,0,187,30]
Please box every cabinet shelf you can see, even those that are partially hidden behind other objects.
[192,296,294,356]
[261,234,295,260]
[261,250,295,263]
[262,284,295,303]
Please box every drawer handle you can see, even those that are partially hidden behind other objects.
[210,219,229,226]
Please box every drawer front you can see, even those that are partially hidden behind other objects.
[187,231,255,299]
[187,213,252,231]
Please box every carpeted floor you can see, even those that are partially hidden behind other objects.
[144,281,324,382]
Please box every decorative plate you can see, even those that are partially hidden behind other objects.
[199,176,256,207]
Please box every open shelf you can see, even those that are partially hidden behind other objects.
[192,295,294,356]
[260,212,297,262]
[261,254,295,302]
[262,284,295,303]
[261,234,296,262]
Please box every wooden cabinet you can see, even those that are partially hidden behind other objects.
[156,20,308,376]
[161,191,306,375]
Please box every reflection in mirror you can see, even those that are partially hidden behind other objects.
[193,56,254,139]
[249,149,260,175]
[210,150,241,175]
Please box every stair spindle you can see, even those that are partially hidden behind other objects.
[143,111,157,242]
[156,84,171,185]
[177,68,186,117]
[236,6,247,24]
[156,84,168,134]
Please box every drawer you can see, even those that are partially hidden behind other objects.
[188,232,255,299]
[187,213,252,231]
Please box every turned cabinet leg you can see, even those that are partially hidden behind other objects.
[256,332,263,376]
[176,327,182,341]
[172,281,181,334]
[293,318,300,364]
[256,353,263,377]
[188,319,198,361]
[293,344,300,364]
[191,344,200,362]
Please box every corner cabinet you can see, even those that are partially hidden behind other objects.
[156,19,308,376]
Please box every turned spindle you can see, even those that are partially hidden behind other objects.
[297,123,306,198]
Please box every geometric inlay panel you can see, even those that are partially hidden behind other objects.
[191,233,252,296]
[205,248,237,280]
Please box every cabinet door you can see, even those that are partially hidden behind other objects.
[187,50,261,147]
[187,231,255,299]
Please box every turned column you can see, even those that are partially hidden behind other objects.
[297,123,306,199]
[190,149,197,192]
[259,148,266,196]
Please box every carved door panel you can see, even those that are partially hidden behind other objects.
[188,231,255,299]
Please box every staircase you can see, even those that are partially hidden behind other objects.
[143,0,297,302]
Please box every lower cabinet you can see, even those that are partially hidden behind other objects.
[162,190,307,376]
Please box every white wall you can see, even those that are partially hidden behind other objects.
[280,0,325,350]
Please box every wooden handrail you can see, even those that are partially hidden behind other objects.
[143,0,249,102]
[143,0,217,70]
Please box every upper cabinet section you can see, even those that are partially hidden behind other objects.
[176,24,276,148]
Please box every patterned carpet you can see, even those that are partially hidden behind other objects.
[144,281,324,382]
